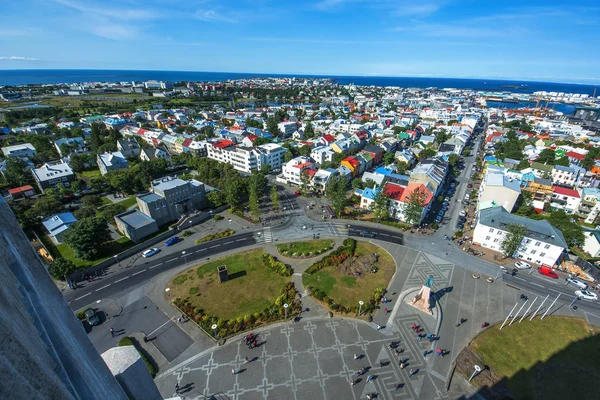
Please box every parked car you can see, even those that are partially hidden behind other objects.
[459,210,467,217]
[456,221,464,229]
[575,290,598,301]
[467,183,473,188]
[458,215,467,222]
[165,236,182,247]
[538,266,559,279]
[514,261,531,270]
[142,248,160,257]
[435,215,443,223]
[566,277,588,289]
[85,309,101,326]
[359,230,376,238]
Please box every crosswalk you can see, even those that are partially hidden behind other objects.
[257,226,273,243]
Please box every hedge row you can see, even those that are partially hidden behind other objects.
[117,336,157,377]
[277,241,334,258]
[262,253,293,276]
[307,285,386,316]
[195,229,235,244]
[174,282,301,339]
[305,238,357,275]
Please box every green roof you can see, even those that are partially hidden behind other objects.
[531,161,553,172]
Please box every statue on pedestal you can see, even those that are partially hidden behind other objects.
[409,275,434,314]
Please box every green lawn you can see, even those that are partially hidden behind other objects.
[471,316,600,399]
[276,239,334,257]
[54,235,134,268]
[78,169,101,179]
[302,242,395,309]
[114,195,137,209]
[167,249,290,320]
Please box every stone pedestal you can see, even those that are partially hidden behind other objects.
[218,265,228,283]
[408,285,433,315]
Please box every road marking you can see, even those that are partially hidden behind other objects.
[195,250,204,253]
[223,241,234,245]
[209,245,220,248]
[235,238,246,242]
[529,282,544,287]
[149,263,163,269]
[115,276,129,283]
[75,293,91,300]
[95,284,111,292]
[167,258,178,262]
[379,233,389,236]
[132,269,146,276]
[514,276,525,281]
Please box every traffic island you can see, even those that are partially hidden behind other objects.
[303,239,395,316]
[456,316,600,400]
[276,239,335,258]
[166,249,301,339]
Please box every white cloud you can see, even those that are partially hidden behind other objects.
[0,56,40,61]
[195,9,238,23]
[315,0,444,16]
[90,24,137,40]
[54,0,160,20]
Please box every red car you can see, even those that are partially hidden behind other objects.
[538,266,559,279]
[467,184,473,188]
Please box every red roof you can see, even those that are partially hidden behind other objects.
[294,162,312,169]
[182,139,193,147]
[566,151,585,161]
[305,169,318,178]
[487,132,503,142]
[322,134,335,143]
[8,185,34,195]
[245,134,258,142]
[399,183,434,205]
[553,186,580,198]
[214,140,235,149]
[355,130,369,140]
[383,183,405,201]
[342,157,360,168]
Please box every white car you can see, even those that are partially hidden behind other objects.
[142,248,160,258]
[575,290,598,301]
[566,277,588,290]
[514,261,531,270]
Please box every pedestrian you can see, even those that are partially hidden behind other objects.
[232,368,236,375]
[400,362,406,369]
[411,323,417,331]
[175,383,180,393]
[366,375,373,382]
[245,356,249,364]
[417,334,422,342]
[380,360,384,368]
[423,350,428,358]
[350,379,356,386]
[110,328,114,337]
[437,348,442,357]
[181,313,186,322]
[409,369,415,377]
[177,317,181,323]
[384,307,388,314]
[394,383,402,391]
[376,324,382,331]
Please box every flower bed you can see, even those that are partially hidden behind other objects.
[276,239,335,259]
[305,238,356,275]
[195,229,235,244]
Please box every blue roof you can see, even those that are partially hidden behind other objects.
[554,165,574,172]
[42,212,77,236]
[374,167,393,176]
[361,187,380,200]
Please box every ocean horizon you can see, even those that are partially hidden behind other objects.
[0,69,598,96]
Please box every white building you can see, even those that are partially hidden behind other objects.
[552,165,579,187]
[278,122,298,137]
[473,207,567,267]
[281,156,315,185]
[478,167,521,212]
[32,161,76,191]
[582,231,600,258]
[578,188,600,224]
[206,141,287,173]
[2,143,36,159]
[97,151,129,176]
[310,146,335,165]
[550,186,581,215]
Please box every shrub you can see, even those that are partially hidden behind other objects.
[76,308,92,320]
[118,336,157,377]
[262,253,293,276]
[172,275,188,285]
[189,287,199,295]
[195,229,235,244]
[214,214,223,221]
[305,239,356,275]
[181,230,193,238]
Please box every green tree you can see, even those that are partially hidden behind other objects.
[74,207,97,219]
[351,178,364,190]
[69,154,87,172]
[435,130,449,144]
[206,190,226,208]
[517,160,531,170]
[326,175,348,215]
[245,118,263,129]
[536,148,556,164]
[500,223,527,258]
[447,154,459,166]
[32,194,63,219]
[283,151,293,162]
[224,175,246,212]
[372,188,389,222]
[63,217,111,260]
[299,170,312,196]
[81,195,102,208]
[418,148,437,160]
[382,152,395,166]
[403,187,427,225]
[555,156,570,167]
[267,117,280,137]
[3,157,32,186]
[395,161,409,174]
[270,185,280,211]
[48,257,77,280]
[249,190,260,219]
[392,126,407,135]
[547,210,584,246]
[304,122,315,138]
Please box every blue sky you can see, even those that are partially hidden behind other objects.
[1,0,599,83]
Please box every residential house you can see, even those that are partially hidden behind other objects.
[54,137,86,157]
[310,146,335,166]
[357,151,374,170]
[582,231,600,258]
[357,187,379,210]
[318,134,336,147]
[312,168,337,194]
[552,165,579,187]
[32,161,76,191]
[379,137,399,154]
[2,143,36,159]
[473,206,567,267]
[577,188,600,223]
[42,212,77,244]
[336,165,352,182]
[374,167,409,186]
[396,182,434,224]
[550,186,581,214]
[140,147,170,162]
[362,171,386,188]
[566,151,585,166]
[478,168,521,212]
[341,156,361,177]
[394,148,416,166]
[97,151,129,176]
[281,156,316,186]
[363,145,384,164]
[207,142,287,174]
[115,210,159,242]
[6,185,35,200]
[278,122,298,137]
[330,138,356,154]
[117,138,141,157]
[503,158,520,169]
[530,161,553,179]
[409,158,448,196]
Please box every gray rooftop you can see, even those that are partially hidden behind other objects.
[478,207,568,248]
[137,193,163,203]
[116,209,156,229]
[152,177,188,191]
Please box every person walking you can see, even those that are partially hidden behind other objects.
[353,353,358,360]
[417,334,422,342]
[231,368,236,375]
[366,375,373,383]
[423,350,428,359]
[245,356,249,364]
[409,369,415,377]
[110,328,115,338]
[437,348,443,357]
[376,324,382,331]
[175,383,180,393]
[394,383,402,391]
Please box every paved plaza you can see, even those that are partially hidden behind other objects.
[153,239,558,400]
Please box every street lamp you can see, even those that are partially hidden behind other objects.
[113,254,120,266]
[469,365,482,382]
[165,288,171,300]
[358,300,364,316]
[182,251,187,264]
[283,303,289,319]
[212,324,218,340]
[188,220,193,229]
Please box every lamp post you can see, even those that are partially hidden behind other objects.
[113,254,120,267]
[358,300,364,316]
[188,220,193,230]
[212,324,218,340]
[182,251,187,264]
[228,218,232,226]
[165,288,171,301]
[283,303,289,319]
[469,365,482,382]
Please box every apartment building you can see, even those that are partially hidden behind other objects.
[32,161,76,191]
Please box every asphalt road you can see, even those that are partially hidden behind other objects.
[66,231,257,311]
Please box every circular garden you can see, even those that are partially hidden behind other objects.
[303,238,395,315]
[168,249,301,338]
